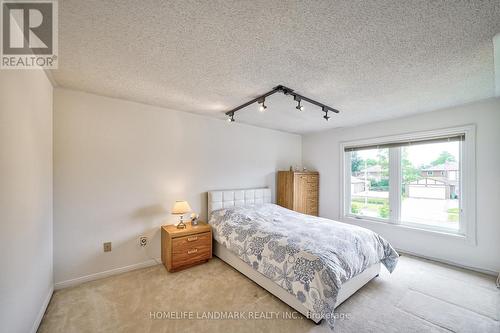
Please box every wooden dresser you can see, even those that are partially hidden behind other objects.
[161,222,212,272]
[277,171,319,216]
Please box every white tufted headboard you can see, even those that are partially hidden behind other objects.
[207,188,272,219]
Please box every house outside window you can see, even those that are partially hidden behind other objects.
[341,126,476,243]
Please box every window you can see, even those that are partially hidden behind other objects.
[401,141,460,231]
[342,126,476,241]
[350,148,389,219]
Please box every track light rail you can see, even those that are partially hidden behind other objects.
[225,85,339,122]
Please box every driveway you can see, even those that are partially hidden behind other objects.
[401,197,459,230]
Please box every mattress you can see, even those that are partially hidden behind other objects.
[208,203,399,329]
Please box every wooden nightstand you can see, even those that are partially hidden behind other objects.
[161,222,212,272]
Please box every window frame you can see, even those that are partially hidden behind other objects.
[340,125,476,245]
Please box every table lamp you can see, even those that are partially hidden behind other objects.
[172,200,192,229]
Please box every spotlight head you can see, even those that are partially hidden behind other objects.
[258,98,267,112]
[295,99,304,111]
[322,107,330,121]
[227,113,235,122]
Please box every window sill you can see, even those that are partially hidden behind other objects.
[341,215,475,245]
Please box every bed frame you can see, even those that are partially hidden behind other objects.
[208,187,381,324]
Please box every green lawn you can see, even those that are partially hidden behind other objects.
[352,198,459,222]
[351,197,388,205]
[351,197,389,218]
[447,208,459,222]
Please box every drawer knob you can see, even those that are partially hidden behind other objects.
[187,236,198,242]
[187,248,198,254]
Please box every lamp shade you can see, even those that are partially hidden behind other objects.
[171,201,192,215]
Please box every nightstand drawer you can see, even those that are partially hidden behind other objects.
[172,232,211,252]
[171,231,211,269]
[172,246,211,269]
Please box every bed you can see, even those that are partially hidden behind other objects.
[207,187,398,329]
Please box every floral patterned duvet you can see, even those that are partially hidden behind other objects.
[208,204,399,329]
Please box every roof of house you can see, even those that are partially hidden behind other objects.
[422,161,458,171]
[405,177,458,186]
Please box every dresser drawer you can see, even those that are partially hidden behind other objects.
[307,197,318,206]
[307,175,319,183]
[307,209,318,216]
[307,189,318,198]
[306,197,318,216]
[307,182,318,191]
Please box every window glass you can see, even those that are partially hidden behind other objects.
[350,149,390,219]
[401,141,460,230]
[344,131,470,236]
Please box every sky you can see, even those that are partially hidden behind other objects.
[357,141,460,167]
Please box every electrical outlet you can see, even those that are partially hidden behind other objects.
[103,242,112,252]
[139,236,147,247]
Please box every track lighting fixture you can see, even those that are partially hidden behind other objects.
[225,85,339,123]
[322,107,330,121]
[294,96,304,111]
[258,98,267,112]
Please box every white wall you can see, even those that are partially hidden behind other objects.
[0,70,53,333]
[303,98,500,274]
[53,89,301,285]
[494,33,500,96]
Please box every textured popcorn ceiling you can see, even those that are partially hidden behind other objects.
[52,0,500,134]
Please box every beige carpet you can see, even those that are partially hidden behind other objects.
[39,255,499,333]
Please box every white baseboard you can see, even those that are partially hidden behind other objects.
[397,249,498,277]
[54,258,162,290]
[31,285,54,333]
